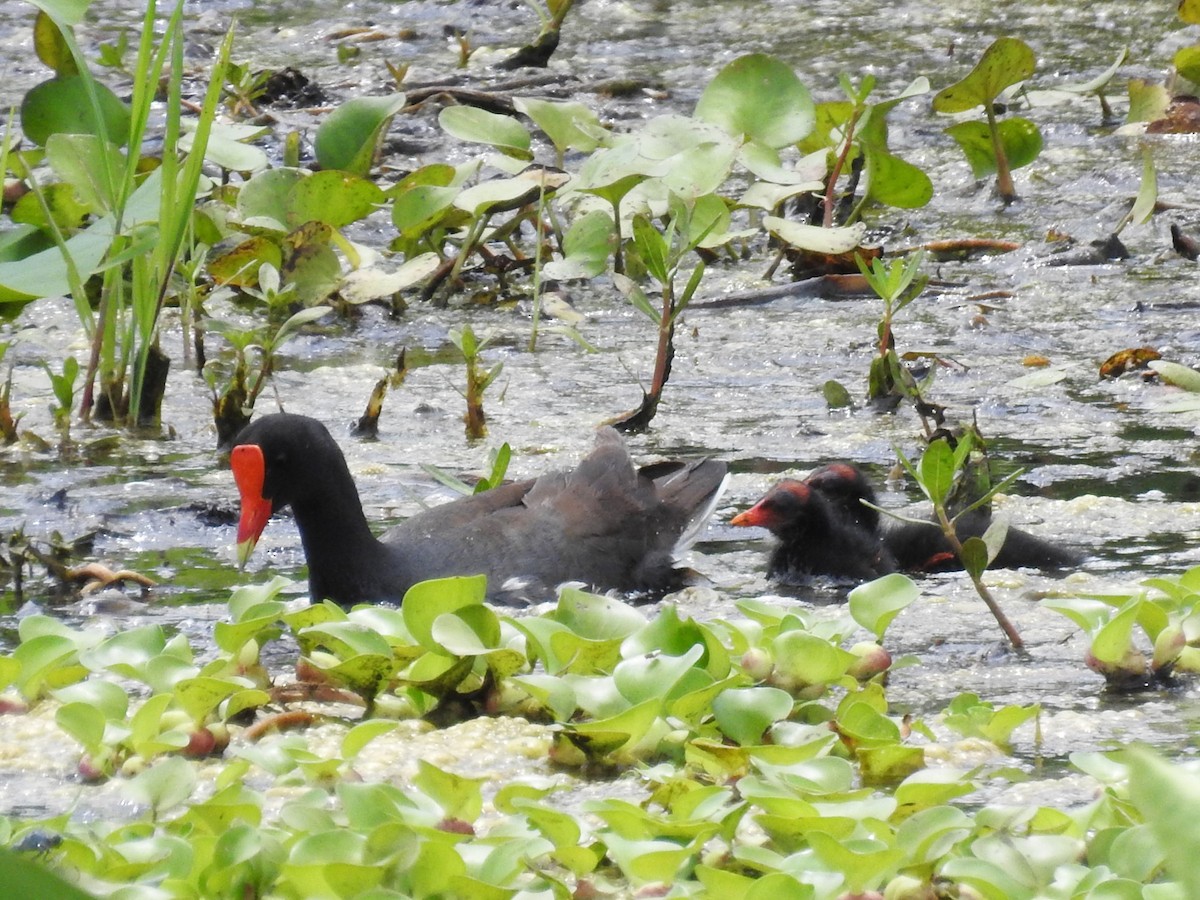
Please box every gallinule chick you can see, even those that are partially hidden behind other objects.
[231,413,728,606]
[733,462,1080,581]
[729,478,895,581]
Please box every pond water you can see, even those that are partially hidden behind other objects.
[2,0,1200,828]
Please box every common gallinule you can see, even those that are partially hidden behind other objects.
[231,413,729,606]
[729,478,895,581]
[732,462,1080,582]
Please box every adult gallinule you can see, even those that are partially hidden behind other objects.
[231,413,729,606]
[732,462,1080,582]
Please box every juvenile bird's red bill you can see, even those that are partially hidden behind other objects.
[231,443,272,567]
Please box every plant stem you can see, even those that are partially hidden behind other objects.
[985,104,1016,203]
[934,505,1026,653]
[823,106,863,228]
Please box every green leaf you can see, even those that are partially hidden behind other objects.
[943,117,1042,179]
[763,217,866,254]
[695,53,814,148]
[1175,44,1200,83]
[514,96,607,156]
[542,209,616,280]
[1126,748,1200,900]
[864,148,933,209]
[315,93,407,176]
[1149,360,1200,392]
[288,170,385,229]
[848,573,920,640]
[918,438,956,505]
[932,37,1036,112]
[712,687,793,746]
[439,106,532,160]
[960,536,988,579]
[0,846,96,900]
[402,575,488,652]
[20,76,131,147]
[125,756,198,815]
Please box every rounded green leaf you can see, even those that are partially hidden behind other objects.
[439,105,532,160]
[1149,360,1200,392]
[20,76,130,147]
[402,575,488,652]
[514,96,606,155]
[849,572,920,639]
[712,686,793,746]
[695,53,814,148]
[315,93,407,176]
[865,148,933,209]
[288,170,384,229]
[933,37,1036,113]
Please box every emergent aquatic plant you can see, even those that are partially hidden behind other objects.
[933,36,1042,203]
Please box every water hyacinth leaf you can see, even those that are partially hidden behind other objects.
[288,170,385,229]
[174,676,244,724]
[614,649,705,709]
[414,759,485,820]
[943,117,1043,179]
[1149,360,1200,392]
[542,209,616,280]
[848,572,919,639]
[895,805,975,863]
[894,769,976,814]
[1040,596,1114,637]
[601,832,701,886]
[1090,600,1142,666]
[659,141,739,199]
[13,634,88,699]
[1183,0,1200,23]
[21,75,131,146]
[739,141,825,186]
[0,656,18,691]
[865,148,933,208]
[213,602,287,654]
[695,53,814,148]
[224,689,270,721]
[565,698,662,758]
[513,96,607,156]
[772,631,855,689]
[439,106,532,160]
[283,834,384,896]
[933,37,1036,113]
[315,93,407,175]
[429,605,502,656]
[125,756,198,815]
[807,832,906,892]
[55,701,108,751]
[403,575,488,652]
[186,124,270,173]
[554,587,646,638]
[301,621,394,659]
[79,624,168,677]
[510,673,577,721]
[763,216,866,254]
[712,687,793,746]
[0,845,95,900]
[1126,749,1200,897]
